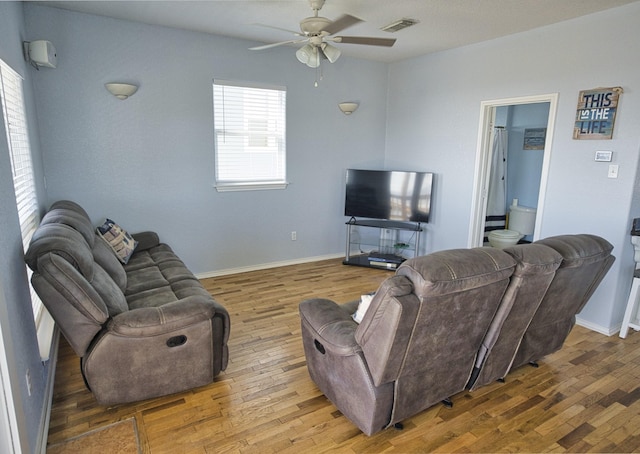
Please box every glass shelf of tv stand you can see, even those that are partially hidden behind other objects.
[343,218,423,270]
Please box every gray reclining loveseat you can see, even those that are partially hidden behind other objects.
[299,234,614,435]
[26,201,230,405]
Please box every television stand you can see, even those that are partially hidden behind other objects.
[343,218,423,270]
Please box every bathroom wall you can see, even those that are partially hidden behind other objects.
[506,103,549,212]
[495,103,549,213]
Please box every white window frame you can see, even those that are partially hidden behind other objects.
[0,59,54,361]
[213,79,288,192]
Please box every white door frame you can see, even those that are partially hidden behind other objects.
[468,93,559,247]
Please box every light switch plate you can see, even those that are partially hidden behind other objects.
[608,164,619,178]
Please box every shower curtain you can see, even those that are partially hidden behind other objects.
[486,127,508,216]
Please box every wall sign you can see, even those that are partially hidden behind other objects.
[523,128,546,150]
[573,86,622,140]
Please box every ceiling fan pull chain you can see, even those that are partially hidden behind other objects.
[314,59,325,87]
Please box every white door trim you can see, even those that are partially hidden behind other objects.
[468,93,559,247]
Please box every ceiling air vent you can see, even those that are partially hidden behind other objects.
[380,18,420,33]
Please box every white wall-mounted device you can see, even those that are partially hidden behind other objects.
[595,150,613,162]
[23,40,57,69]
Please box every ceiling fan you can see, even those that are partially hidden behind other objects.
[249,0,396,68]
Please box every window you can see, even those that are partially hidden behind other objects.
[0,59,52,360]
[213,80,287,191]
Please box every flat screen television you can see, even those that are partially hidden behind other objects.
[344,169,433,223]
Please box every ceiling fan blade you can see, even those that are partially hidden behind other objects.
[323,14,362,35]
[333,36,396,47]
[251,23,303,37]
[249,39,307,51]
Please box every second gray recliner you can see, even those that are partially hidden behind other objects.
[467,243,563,390]
[468,234,615,390]
[510,234,615,370]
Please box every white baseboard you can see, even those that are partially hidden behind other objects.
[195,253,344,279]
[575,316,619,337]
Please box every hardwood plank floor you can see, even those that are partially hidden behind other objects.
[46,258,640,453]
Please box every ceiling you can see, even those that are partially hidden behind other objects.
[32,0,639,62]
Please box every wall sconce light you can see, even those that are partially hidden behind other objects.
[105,83,138,100]
[338,102,359,115]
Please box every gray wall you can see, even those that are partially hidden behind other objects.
[0,2,52,452]
[385,2,640,333]
[23,4,389,276]
[505,103,549,211]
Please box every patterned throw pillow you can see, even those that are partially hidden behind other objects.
[96,218,138,264]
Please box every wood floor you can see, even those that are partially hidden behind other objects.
[47,258,640,453]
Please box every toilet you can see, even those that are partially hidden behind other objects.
[487,229,523,249]
[488,200,537,249]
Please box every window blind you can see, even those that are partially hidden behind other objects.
[0,60,45,328]
[213,80,287,191]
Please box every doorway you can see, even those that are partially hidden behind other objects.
[468,93,559,247]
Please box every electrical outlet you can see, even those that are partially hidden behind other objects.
[26,369,32,396]
[291,231,297,241]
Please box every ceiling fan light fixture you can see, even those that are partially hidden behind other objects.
[306,49,320,68]
[296,44,315,64]
[298,45,320,68]
[321,43,341,63]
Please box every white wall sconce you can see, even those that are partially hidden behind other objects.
[338,102,359,115]
[105,83,138,100]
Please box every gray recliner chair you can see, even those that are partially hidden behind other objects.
[467,234,614,390]
[509,234,615,370]
[26,201,230,405]
[467,243,563,390]
[299,247,516,435]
